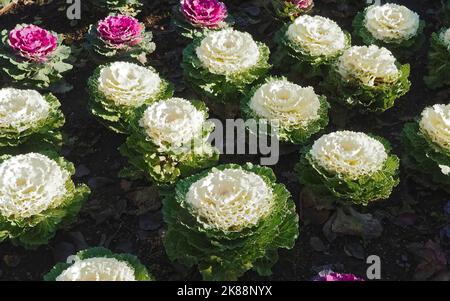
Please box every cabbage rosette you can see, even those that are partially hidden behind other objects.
[0,24,72,89]
[119,97,219,185]
[424,28,450,90]
[271,0,314,21]
[183,29,271,103]
[402,104,450,190]
[353,4,425,58]
[274,15,350,78]
[0,152,90,249]
[44,247,153,281]
[297,131,400,206]
[172,0,234,39]
[163,163,299,280]
[324,45,411,112]
[0,88,64,149]
[87,61,173,134]
[241,77,329,144]
[85,15,155,64]
[85,0,143,16]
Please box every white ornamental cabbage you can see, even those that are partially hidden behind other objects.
[364,4,420,43]
[196,29,260,75]
[440,28,450,50]
[98,61,162,107]
[0,153,70,219]
[310,131,388,179]
[249,79,321,128]
[56,257,136,281]
[286,15,347,57]
[419,104,450,152]
[140,97,206,150]
[337,45,400,87]
[186,168,273,231]
[0,88,50,133]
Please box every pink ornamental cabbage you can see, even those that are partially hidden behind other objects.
[314,270,364,281]
[290,0,313,9]
[97,15,143,47]
[8,24,58,62]
[181,0,228,28]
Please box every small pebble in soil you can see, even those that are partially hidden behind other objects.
[75,164,90,178]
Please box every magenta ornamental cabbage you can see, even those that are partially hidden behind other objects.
[291,0,313,9]
[180,0,228,28]
[8,24,57,62]
[86,14,155,64]
[314,270,364,281]
[97,15,143,47]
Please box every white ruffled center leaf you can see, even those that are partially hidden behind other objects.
[196,29,260,75]
[310,131,388,178]
[440,28,450,50]
[56,257,136,281]
[419,104,450,152]
[0,88,50,132]
[364,4,420,43]
[186,168,273,231]
[98,61,162,107]
[139,98,206,150]
[337,45,399,87]
[249,79,321,129]
[286,15,347,57]
[0,153,70,219]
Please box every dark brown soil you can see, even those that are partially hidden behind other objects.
[0,0,449,281]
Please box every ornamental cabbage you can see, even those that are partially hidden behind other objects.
[324,45,411,112]
[183,29,271,103]
[173,0,233,39]
[87,61,173,134]
[424,28,450,90]
[297,131,400,206]
[353,4,425,57]
[0,24,72,89]
[402,104,450,189]
[119,97,219,184]
[163,163,299,280]
[0,88,64,149]
[44,247,153,281]
[85,15,155,64]
[241,77,329,144]
[273,15,350,78]
[85,0,143,16]
[0,152,90,249]
[271,0,314,20]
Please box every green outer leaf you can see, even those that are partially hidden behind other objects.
[296,137,400,206]
[85,23,155,65]
[119,101,219,185]
[401,122,450,190]
[241,76,330,144]
[0,151,91,249]
[85,0,143,16]
[353,8,426,59]
[87,63,174,134]
[0,93,65,149]
[424,29,450,90]
[182,37,271,103]
[171,5,234,40]
[273,24,351,78]
[163,163,299,281]
[0,26,73,90]
[44,247,154,281]
[323,62,411,113]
